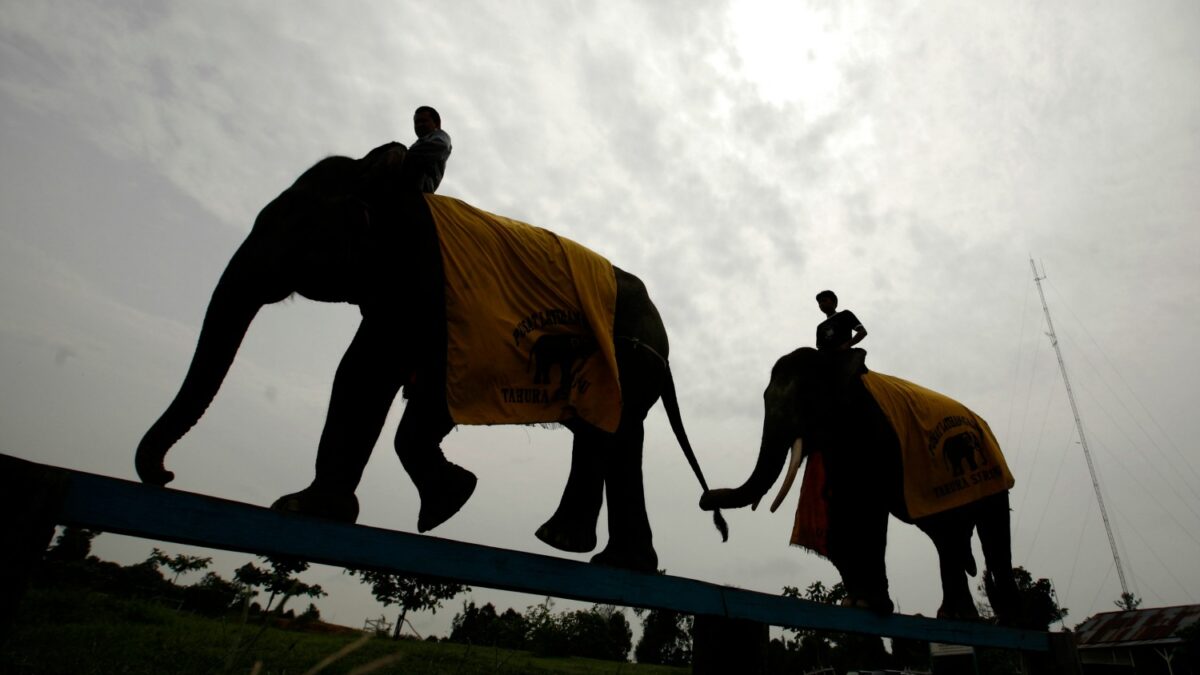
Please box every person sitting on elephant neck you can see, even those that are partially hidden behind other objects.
[815,289,867,351]
[402,105,452,193]
[358,106,451,195]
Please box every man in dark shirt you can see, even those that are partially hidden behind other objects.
[815,290,867,351]
[403,105,452,193]
[359,106,452,196]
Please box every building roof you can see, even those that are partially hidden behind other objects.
[1075,605,1200,650]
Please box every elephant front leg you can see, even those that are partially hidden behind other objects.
[394,392,476,533]
[536,430,604,553]
[589,424,658,573]
[827,489,894,614]
[272,319,405,523]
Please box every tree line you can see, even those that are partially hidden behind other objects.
[32,528,692,665]
[36,526,1112,671]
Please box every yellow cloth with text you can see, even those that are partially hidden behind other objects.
[425,194,622,432]
[860,371,1014,519]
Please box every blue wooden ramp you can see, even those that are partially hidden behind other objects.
[2,453,1049,653]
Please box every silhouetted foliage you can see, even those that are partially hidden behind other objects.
[788,580,845,606]
[525,598,572,657]
[38,533,175,601]
[234,555,325,617]
[346,568,467,639]
[33,539,335,634]
[181,571,248,616]
[630,569,692,666]
[770,581,896,673]
[555,604,631,661]
[451,601,498,644]
[44,526,98,563]
[295,602,321,625]
[450,601,529,649]
[633,608,692,666]
[977,566,1067,630]
[1114,591,1143,611]
[144,547,212,584]
[448,598,632,661]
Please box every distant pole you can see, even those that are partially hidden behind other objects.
[1030,258,1130,600]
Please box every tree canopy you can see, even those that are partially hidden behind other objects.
[347,569,467,640]
[234,555,325,616]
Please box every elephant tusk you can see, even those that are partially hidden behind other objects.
[769,439,805,513]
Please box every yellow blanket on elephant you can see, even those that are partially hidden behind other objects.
[861,371,1013,519]
[424,194,622,432]
[791,370,1014,554]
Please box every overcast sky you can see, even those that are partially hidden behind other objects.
[3,0,1198,640]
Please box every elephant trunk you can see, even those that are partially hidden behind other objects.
[700,420,797,512]
[135,260,267,485]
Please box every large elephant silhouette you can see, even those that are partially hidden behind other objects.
[700,348,1019,623]
[135,147,725,571]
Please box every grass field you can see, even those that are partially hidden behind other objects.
[2,588,689,675]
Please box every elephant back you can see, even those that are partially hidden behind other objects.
[424,194,623,433]
[860,371,1014,518]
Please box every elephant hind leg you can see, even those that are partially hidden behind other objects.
[977,492,1020,625]
[934,553,980,621]
[923,518,980,621]
[588,422,657,573]
[536,428,603,553]
[394,392,477,533]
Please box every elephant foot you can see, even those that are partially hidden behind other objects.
[983,570,1022,626]
[841,594,895,615]
[590,545,658,573]
[416,463,477,533]
[271,488,359,523]
[937,601,981,622]
[535,517,597,553]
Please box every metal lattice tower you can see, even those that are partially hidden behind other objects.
[1029,258,1130,599]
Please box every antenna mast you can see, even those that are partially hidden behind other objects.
[1030,258,1130,599]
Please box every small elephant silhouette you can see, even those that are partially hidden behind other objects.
[527,333,598,399]
[943,431,988,477]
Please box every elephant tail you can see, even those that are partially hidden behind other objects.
[660,362,729,543]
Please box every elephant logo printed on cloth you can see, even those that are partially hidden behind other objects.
[942,430,989,477]
[527,333,598,402]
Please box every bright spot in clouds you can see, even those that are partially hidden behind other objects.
[728,1,854,111]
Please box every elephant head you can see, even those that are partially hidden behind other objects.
[135,153,408,486]
[699,347,866,513]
